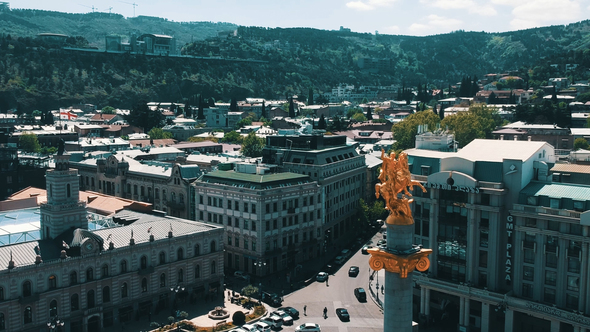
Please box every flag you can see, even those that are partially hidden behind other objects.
[147,227,152,233]
[59,110,78,120]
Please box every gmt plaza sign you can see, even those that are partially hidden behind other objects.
[424,182,480,193]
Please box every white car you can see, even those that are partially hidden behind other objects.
[234,270,249,280]
[295,322,321,332]
[253,321,271,332]
[272,310,294,325]
[241,324,259,332]
[316,272,328,282]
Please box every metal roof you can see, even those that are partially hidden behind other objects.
[550,163,590,174]
[520,182,590,201]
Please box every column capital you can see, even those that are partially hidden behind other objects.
[368,247,433,278]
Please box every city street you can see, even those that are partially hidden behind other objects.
[269,234,385,331]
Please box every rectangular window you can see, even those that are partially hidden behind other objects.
[567,276,580,291]
[283,218,287,227]
[244,239,249,250]
[273,220,277,230]
[199,195,203,204]
[310,196,314,205]
[235,201,239,210]
[522,283,533,298]
[244,203,248,213]
[207,197,211,205]
[568,257,581,273]
[227,236,232,246]
[199,211,204,220]
[252,240,257,251]
[252,204,256,213]
[227,217,232,226]
[566,294,579,310]
[235,219,240,228]
[273,202,277,212]
[265,220,270,231]
[266,204,270,213]
[523,266,534,281]
[479,251,488,268]
[235,237,240,248]
[207,213,211,222]
[549,198,560,209]
[227,200,232,209]
[546,253,557,268]
[524,249,535,264]
[544,288,556,304]
[282,201,287,210]
[244,220,249,229]
[545,271,556,286]
[252,222,256,231]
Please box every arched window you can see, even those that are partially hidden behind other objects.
[171,192,176,202]
[66,184,71,198]
[86,268,94,281]
[194,244,200,257]
[160,273,166,288]
[159,251,166,265]
[211,261,216,274]
[49,299,57,317]
[70,271,77,285]
[102,264,109,278]
[210,240,216,253]
[48,275,57,289]
[162,189,167,201]
[155,188,160,199]
[179,194,184,204]
[0,312,5,330]
[103,286,110,303]
[121,283,128,298]
[141,278,148,292]
[177,248,184,261]
[140,255,148,269]
[23,307,32,324]
[71,294,79,311]
[178,269,184,283]
[87,290,95,308]
[22,281,31,297]
[194,265,200,278]
[120,260,127,273]
[0,286,4,301]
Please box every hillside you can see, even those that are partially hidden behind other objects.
[0,9,590,112]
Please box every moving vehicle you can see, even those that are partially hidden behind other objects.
[295,323,321,332]
[361,245,373,255]
[354,287,367,302]
[279,306,300,319]
[261,292,282,307]
[348,266,359,277]
[272,310,294,325]
[316,272,328,282]
[336,308,350,321]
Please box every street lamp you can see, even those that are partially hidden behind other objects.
[47,317,65,332]
[255,260,267,276]
[375,271,380,303]
[170,285,185,309]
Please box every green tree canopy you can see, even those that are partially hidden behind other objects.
[352,112,367,122]
[222,130,243,144]
[125,100,164,133]
[441,103,501,148]
[241,132,265,157]
[574,138,589,150]
[391,110,440,151]
[19,132,41,153]
[101,106,116,114]
[148,127,173,139]
[318,114,327,129]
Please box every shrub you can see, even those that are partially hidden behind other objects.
[232,310,246,326]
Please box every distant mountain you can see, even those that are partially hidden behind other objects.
[0,9,589,112]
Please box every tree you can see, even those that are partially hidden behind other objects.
[318,114,327,129]
[241,284,259,301]
[235,117,253,129]
[365,107,372,121]
[232,311,246,326]
[197,95,205,120]
[439,104,445,120]
[316,94,329,104]
[43,110,54,125]
[101,106,116,114]
[148,127,173,139]
[230,98,238,112]
[391,110,440,151]
[308,87,314,105]
[125,100,164,133]
[574,138,589,150]
[288,97,295,118]
[352,112,367,122]
[441,103,500,148]
[185,99,193,118]
[19,132,41,153]
[241,132,264,157]
[222,130,243,144]
[488,91,497,105]
[260,101,267,119]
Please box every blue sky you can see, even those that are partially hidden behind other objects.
[13,0,590,36]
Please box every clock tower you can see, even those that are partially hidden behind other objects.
[40,145,87,240]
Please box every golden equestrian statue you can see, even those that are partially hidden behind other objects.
[375,150,426,225]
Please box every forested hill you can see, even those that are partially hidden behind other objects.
[1,9,590,112]
[0,9,237,47]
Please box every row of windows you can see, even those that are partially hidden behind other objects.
[0,242,217,299]
[201,195,320,214]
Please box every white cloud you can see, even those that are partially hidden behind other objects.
[508,0,582,29]
[346,0,398,11]
[407,15,463,35]
[408,23,431,34]
[420,0,498,16]
[382,25,400,33]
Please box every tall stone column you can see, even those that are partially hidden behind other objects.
[481,303,490,332]
[504,308,514,332]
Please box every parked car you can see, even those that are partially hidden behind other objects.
[377,239,387,247]
[348,266,359,277]
[272,310,294,325]
[340,249,351,258]
[354,287,367,302]
[334,256,346,264]
[279,306,300,319]
[241,324,259,332]
[361,245,373,255]
[316,272,328,282]
[295,323,321,332]
[252,321,271,332]
[336,308,350,321]
[234,270,249,280]
[262,315,283,329]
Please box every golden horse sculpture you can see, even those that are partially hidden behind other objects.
[375,150,426,225]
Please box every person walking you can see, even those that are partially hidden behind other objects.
[323,307,328,318]
[304,305,307,316]
[326,275,329,286]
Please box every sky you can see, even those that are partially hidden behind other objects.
[12,0,590,36]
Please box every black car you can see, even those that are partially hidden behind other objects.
[279,306,300,319]
[336,308,350,321]
[348,266,360,277]
[354,287,367,302]
[262,292,283,307]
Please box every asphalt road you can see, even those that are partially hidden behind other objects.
[274,234,385,332]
